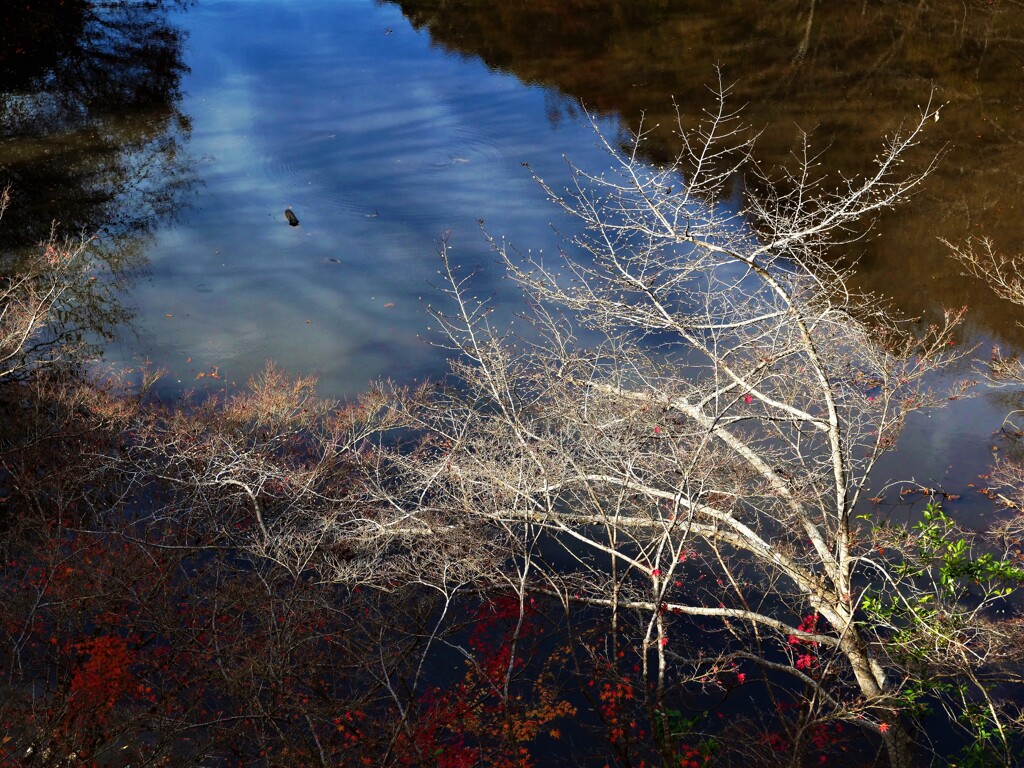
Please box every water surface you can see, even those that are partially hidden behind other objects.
[109,0,619,398]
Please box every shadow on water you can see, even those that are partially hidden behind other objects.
[0,0,197,347]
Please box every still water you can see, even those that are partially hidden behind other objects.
[4,0,1024,511]
[109,0,617,398]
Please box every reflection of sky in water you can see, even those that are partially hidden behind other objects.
[111,0,616,398]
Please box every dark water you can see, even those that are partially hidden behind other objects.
[4,0,1024,509]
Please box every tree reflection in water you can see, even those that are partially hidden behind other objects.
[0,0,196,351]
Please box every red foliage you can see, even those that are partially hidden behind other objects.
[67,634,148,724]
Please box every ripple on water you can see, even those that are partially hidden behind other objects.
[260,103,506,226]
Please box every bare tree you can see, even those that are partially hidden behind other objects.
[0,188,98,382]
[339,84,1024,766]
[80,82,1024,764]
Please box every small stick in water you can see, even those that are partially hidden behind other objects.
[285,208,299,226]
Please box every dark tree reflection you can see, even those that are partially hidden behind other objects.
[0,0,196,348]
[387,0,1024,345]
